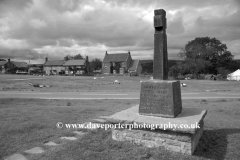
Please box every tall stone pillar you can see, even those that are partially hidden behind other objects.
[153,9,168,80]
[139,9,182,118]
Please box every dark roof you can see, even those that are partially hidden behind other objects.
[129,60,140,71]
[44,60,65,66]
[63,60,85,66]
[29,64,43,67]
[0,61,7,66]
[29,67,41,70]
[12,62,28,68]
[140,60,153,64]
[103,53,130,62]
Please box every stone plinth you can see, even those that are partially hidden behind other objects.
[112,121,203,155]
[100,105,207,155]
[139,80,182,118]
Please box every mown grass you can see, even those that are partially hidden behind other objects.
[0,74,143,92]
[0,98,138,159]
[1,74,240,92]
[1,98,240,159]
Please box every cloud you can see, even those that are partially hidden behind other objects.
[0,0,32,14]
[167,12,185,35]
[29,19,47,29]
[0,0,240,62]
[0,48,45,61]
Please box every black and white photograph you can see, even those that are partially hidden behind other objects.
[1,0,240,160]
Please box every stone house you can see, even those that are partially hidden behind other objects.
[63,57,89,75]
[1,59,28,73]
[43,58,65,75]
[0,61,7,73]
[11,61,28,73]
[102,51,134,74]
[128,60,142,76]
[28,64,43,74]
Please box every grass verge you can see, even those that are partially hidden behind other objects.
[0,98,138,159]
[1,98,240,159]
[1,74,240,92]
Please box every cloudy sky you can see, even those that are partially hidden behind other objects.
[0,0,240,63]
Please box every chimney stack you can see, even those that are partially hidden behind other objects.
[8,59,10,62]
[45,57,48,62]
[105,51,108,55]
[86,56,89,62]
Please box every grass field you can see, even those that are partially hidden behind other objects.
[1,98,240,160]
[1,74,240,92]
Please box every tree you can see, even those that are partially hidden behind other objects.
[73,54,83,60]
[169,65,180,78]
[64,54,84,60]
[141,62,153,74]
[179,37,234,75]
[217,67,231,79]
[0,59,6,61]
[90,58,102,72]
[64,55,73,61]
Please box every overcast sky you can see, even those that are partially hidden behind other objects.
[0,0,240,63]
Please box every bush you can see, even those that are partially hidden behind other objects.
[199,74,205,79]
[168,76,176,80]
[185,74,194,79]
[217,67,230,79]
[216,74,228,81]
[177,75,185,80]
[169,65,179,78]
[205,74,213,80]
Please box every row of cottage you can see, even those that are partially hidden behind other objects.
[0,51,143,75]
[0,57,90,75]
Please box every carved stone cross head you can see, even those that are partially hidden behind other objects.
[154,9,167,31]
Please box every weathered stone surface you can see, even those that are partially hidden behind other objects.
[44,141,59,146]
[153,9,168,80]
[191,120,204,154]
[73,131,86,136]
[60,137,77,141]
[5,153,28,160]
[24,147,44,154]
[139,9,183,118]
[102,105,207,134]
[139,80,182,117]
[112,122,204,155]
[154,9,166,17]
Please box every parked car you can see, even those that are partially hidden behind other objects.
[30,70,43,75]
[16,70,28,74]
[59,70,65,75]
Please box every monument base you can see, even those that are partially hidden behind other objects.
[139,80,182,118]
[99,105,207,155]
[112,121,203,155]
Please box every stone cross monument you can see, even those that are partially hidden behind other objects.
[100,9,207,155]
[139,9,182,118]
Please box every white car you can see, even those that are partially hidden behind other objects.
[16,70,28,74]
